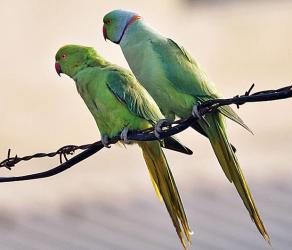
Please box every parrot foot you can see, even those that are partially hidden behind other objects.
[192,105,203,119]
[120,127,130,144]
[192,105,210,127]
[154,119,172,138]
[101,135,111,148]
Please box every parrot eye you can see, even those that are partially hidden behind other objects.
[61,54,67,60]
[105,19,112,25]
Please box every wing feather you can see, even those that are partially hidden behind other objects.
[106,68,163,124]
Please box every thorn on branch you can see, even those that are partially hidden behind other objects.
[57,145,78,164]
[6,149,12,170]
[234,83,255,109]
[234,95,240,109]
[2,149,19,170]
[246,83,255,96]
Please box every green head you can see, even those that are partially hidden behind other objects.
[55,45,100,78]
[103,9,141,44]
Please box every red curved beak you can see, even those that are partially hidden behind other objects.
[55,62,62,76]
[103,25,107,41]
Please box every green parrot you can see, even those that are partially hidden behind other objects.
[102,10,270,242]
[55,45,193,249]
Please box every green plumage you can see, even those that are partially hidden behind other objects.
[103,10,270,243]
[55,45,192,248]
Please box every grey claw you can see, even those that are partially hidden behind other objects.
[192,105,210,128]
[101,135,111,148]
[154,119,172,138]
[120,127,130,144]
[192,105,202,119]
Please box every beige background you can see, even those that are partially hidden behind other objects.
[0,1,291,249]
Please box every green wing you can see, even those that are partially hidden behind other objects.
[107,69,164,124]
[196,94,253,134]
[106,67,193,155]
[218,105,253,134]
[151,38,214,98]
[106,67,163,124]
[151,38,252,132]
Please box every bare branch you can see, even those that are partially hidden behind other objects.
[0,84,291,183]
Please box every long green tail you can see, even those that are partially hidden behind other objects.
[200,112,270,243]
[139,141,192,249]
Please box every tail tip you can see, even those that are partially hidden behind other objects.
[262,232,271,246]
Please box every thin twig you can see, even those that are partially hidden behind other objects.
[0,84,291,183]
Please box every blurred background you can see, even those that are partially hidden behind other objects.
[0,0,292,249]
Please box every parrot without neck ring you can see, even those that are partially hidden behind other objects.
[55,44,193,249]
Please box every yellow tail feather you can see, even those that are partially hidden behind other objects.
[200,113,270,243]
[139,141,192,249]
